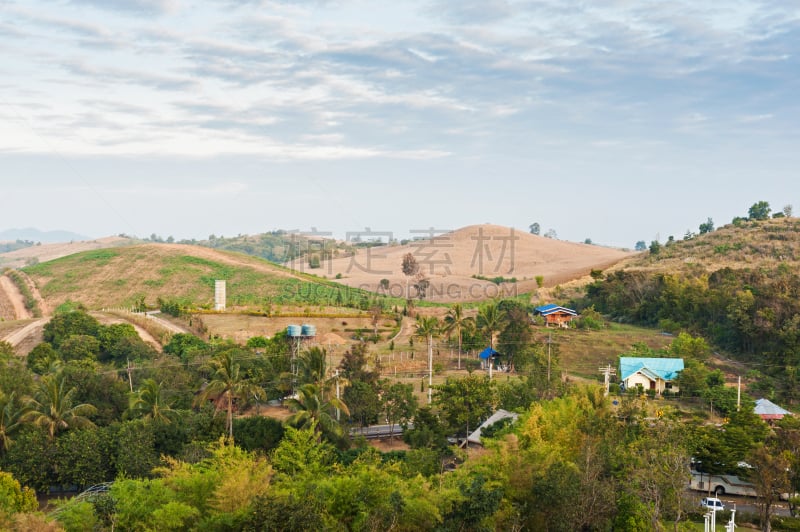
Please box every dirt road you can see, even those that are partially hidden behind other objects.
[1,317,49,348]
[0,274,31,320]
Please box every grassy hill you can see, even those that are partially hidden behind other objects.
[22,244,398,311]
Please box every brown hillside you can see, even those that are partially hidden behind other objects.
[608,217,800,275]
[298,224,637,302]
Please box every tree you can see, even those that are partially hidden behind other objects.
[381,381,418,440]
[783,204,793,218]
[635,240,647,251]
[26,342,60,375]
[749,201,772,221]
[415,316,440,404]
[544,228,557,239]
[497,301,533,371]
[434,375,496,443]
[343,380,381,429]
[58,334,101,362]
[401,253,420,298]
[698,217,714,234]
[529,223,540,235]
[297,346,328,387]
[0,471,38,515]
[649,240,661,255]
[750,442,791,532]
[23,375,97,439]
[0,391,28,453]
[128,379,178,424]
[443,304,472,370]
[285,383,349,443]
[338,342,378,385]
[195,349,265,439]
[42,310,100,349]
[477,303,504,350]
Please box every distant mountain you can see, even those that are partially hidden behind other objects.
[0,227,91,243]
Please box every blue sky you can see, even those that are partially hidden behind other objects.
[1,0,798,247]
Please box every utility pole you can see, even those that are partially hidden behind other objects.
[547,331,552,383]
[599,364,616,396]
[126,358,134,392]
[737,375,741,411]
[335,370,341,421]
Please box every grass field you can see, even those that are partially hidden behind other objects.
[23,244,417,311]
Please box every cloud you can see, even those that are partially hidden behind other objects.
[70,0,179,16]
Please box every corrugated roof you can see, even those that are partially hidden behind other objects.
[479,347,500,359]
[754,398,792,418]
[619,357,684,381]
[466,409,520,445]
[534,304,577,316]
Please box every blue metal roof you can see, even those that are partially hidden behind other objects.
[534,304,577,316]
[479,347,500,359]
[619,357,684,381]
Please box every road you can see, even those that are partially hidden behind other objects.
[1,317,49,348]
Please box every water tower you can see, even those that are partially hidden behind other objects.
[287,324,317,393]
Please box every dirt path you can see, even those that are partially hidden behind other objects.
[1,317,49,349]
[15,270,50,316]
[0,274,31,320]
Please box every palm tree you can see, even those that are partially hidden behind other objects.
[298,346,328,388]
[415,315,440,404]
[196,349,265,439]
[477,303,506,378]
[443,304,473,370]
[285,383,349,442]
[128,379,177,424]
[0,391,29,452]
[23,375,97,440]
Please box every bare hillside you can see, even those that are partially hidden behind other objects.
[299,224,637,302]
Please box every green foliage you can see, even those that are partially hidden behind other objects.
[56,500,99,532]
[535,275,544,288]
[43,310,101,349]
[649,240,661,254]
[749,200,772,220]
[434,375,497,438]
[0,470,37,515]
[232,416,284,453]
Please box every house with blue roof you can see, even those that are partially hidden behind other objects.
[619,357,684,395]
[534,304,578,328]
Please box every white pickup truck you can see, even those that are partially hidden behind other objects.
[690,472,757,497]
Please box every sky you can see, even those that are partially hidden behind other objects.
[1,0,799,248]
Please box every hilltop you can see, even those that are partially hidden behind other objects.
[0,235,133,269]
[302,224,637,302]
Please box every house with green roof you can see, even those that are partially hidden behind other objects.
[619,357,684,395]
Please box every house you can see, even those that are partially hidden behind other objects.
[534,304,578,327]
[619,357,684,395]
[754,398,792,422]
[464,409,520,447]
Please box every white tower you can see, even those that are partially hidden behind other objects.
[214,280,226,311]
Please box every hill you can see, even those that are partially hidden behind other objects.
[22,244,387,311]
[304,224,637,302]
[610,217,800,274]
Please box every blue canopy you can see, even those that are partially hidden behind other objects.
[479,347,500,360]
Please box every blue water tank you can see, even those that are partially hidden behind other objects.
[301,324,316,337]
[287,325,302,337]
